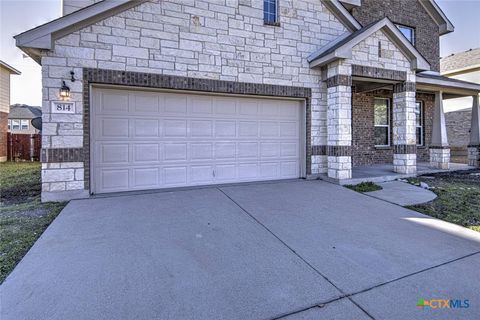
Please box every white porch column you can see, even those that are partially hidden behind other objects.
[468,95,480,167]
[430,91,450,169]
[326,61,352,180]
[392,82,417,174]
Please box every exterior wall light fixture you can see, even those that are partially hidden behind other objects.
[59,71,75,100]
[59,81,70,100]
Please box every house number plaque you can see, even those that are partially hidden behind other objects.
[52,101,75,114]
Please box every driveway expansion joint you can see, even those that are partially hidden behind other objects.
[271,296,347,320]
[216,187,376,320]
[345,250,480,299]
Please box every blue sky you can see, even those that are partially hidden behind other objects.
[0,0,479,105]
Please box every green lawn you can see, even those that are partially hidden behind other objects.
[345,181,383,193]
[406,170,480,232]
[0,162,67,283]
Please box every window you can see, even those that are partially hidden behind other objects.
[11,120,20,130]
[396,24,415,45]
[21,119,29,130]
[7,119,11,130]
[264,0,279,25]
[415,101,424,146]
[374,98,390,146]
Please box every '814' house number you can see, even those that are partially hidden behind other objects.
[51,101,75,114]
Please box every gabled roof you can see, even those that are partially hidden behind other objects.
[0,60,21,75]
[441,48,480,75]
[325,0,453,36]
[338,0,361,10]
[418,0,454,35]
[15,0,147,63]
[9,104,42,119]
[322,0,362,32]
[308,18,431,71]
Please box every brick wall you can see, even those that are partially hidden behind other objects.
[352,91,433,166]
[351,0,440,72]
[0,111,7,161]
[445,108,471,163]
[445,108,471,147]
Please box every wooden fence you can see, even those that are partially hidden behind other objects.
[7,133,41,161]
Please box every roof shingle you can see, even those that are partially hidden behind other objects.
[440,48,480,74]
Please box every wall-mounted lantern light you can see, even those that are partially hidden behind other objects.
[59,70,75,100]
[59,81,70,100]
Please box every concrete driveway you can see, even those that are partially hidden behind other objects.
[2,180,479,319]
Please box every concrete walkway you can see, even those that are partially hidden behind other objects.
[365,180,437,206]
[341,162,474,185]
[2,180,479,319]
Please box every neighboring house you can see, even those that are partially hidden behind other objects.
[0,61,21,162]
[14,0,480,201]
[8,104,42,134]
[441,48,480,163]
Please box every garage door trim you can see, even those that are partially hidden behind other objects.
[82,68,313,192]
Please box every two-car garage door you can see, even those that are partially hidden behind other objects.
[91,88,304,194]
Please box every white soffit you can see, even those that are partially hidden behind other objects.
[15,0,147,63]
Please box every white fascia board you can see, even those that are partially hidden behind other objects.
[15,0,144,50]
[309,51,352,68]
[419,0,454,35]
[0,60,21,75]
[417,76,480,92]
[307,31,352,63]
[379,19,431,71]
[322,0,361,32]
[337,18,429,71]
[308,18,431,71]
[339,0,361,10]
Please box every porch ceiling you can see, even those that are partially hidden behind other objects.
[352,80,393,94]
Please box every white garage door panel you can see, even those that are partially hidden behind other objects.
[92,88,303,193]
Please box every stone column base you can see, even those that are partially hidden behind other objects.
[327,156,352,180]
[393,153,417,174]
[468,146,480,167]
[430,147,450,170]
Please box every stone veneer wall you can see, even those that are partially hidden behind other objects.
[352,91,434,166]
[39,0,424,198]
[40,0,349,197]
[351,0,441,72]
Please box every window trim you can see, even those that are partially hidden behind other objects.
[415,101,424,146]
[395,23,416,46]
[11,119,20,130]
[20,119,29,130]
[264,0,280,26]
[374,97,391,147]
